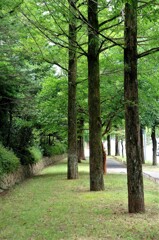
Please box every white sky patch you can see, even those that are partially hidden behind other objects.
[48,42,55,46]
[53,65,62,76]
[43,11,50,16]
[0,40,5,45]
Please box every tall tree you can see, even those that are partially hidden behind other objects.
[88,0,104,191]
[124,0,145,213]
[67,0,78,179]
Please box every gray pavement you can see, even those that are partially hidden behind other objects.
[107,158,159,184]
[143,171,159,184]
[107,158,127,174]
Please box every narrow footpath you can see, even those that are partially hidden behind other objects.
[107,158,159,184]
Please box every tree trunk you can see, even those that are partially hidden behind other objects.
[102,143,107,174]
[151,125,157,166]
[67,0,78,179]
[107,134,111,155]
[115,134,120,156]
[77,117,86,162]
[124,1,145,213]
[6,104,12,147]
[121,140,124,158]
[88,0,104,191]
[140,127,145,164]
[77,137,82,163]
[48,134,51,146]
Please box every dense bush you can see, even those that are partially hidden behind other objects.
[0,144,20,176]
[10,125,34,151]
[42,142,67,157]
[19,146,43,165]
[29,146,43,163]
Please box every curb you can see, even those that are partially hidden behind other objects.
[109,156,159,184]
[143,172,159,184]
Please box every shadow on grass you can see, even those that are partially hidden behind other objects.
[33,170,90,180]
[33,172,67,180]
[32,159,90,181]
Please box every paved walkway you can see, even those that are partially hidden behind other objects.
[107,158,159,184]
[107,158,127,174]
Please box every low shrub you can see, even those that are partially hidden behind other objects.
[42,142,67,157]
[19,146,43,165]
[0,144,20,176]
[29,146,43,163]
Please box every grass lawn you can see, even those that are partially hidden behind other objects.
[0,159,159,240]
[143,164,159,172]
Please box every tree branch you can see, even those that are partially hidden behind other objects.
[138,0,157,9]
[70,1,124,49]
[99,44,116,53]
[0,0,24,18]
[21,4,87,57]
[99,13,121,28]
[137,47,159,58]
[44,59,68,72]
[99,20,124,33]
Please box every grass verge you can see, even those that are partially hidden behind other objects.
[0,159,159,240]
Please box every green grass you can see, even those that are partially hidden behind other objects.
[0,160,159,240]
[143,164,159,172]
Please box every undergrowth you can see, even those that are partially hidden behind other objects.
[0,144,20,176]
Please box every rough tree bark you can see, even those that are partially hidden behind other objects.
[77,117,86,163]
[107,134,111,155]
[115,134,120,156]
[140,127,145,164]
[151,125,157,166]
[121,140,124,158]
[124,1,145,213]
[67,0,78,179]
[88,0,104,191]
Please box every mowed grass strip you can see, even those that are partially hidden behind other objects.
[0,159,159,240]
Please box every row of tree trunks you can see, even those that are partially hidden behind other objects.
[107,128,157,166]
[67,0,155,214]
